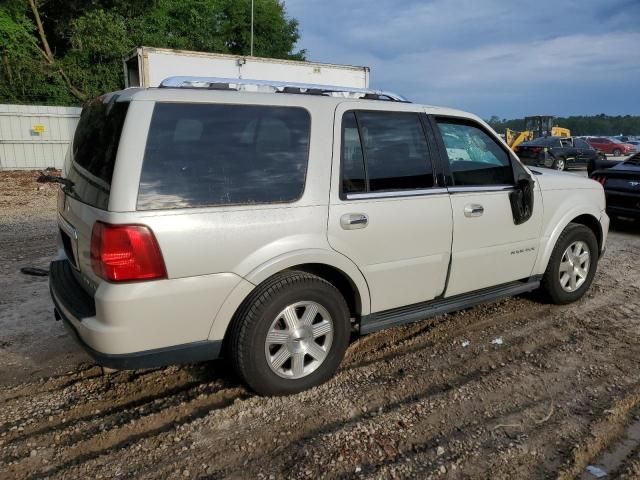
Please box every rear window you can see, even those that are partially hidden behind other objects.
[137,103,311,210]
[64,99,129,210]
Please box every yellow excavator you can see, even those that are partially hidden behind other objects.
[506,115,571,150]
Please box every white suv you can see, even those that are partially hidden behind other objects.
[50,77,609,395]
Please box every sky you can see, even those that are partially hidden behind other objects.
[283,0,640,119]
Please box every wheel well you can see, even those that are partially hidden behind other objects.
[570,214,602,252]
[287,263,361,318]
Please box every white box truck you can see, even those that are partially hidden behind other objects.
[124,47,370,89]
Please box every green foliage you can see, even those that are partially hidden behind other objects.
[62,10,132,99]
[0,0,304,105]
[487,115,640,136]
[0,6,67,104]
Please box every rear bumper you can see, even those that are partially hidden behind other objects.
[605,190,640,219]
[49,259,230,369]
[607,207,640,219]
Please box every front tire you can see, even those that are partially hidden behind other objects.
[554,157,566,171]
[228,271,350,396]
[541,223,598,304]
[612,148,622,157]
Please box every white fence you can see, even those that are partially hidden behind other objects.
[0,104,81,170]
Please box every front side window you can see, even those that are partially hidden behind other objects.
[436,119,514,186]
[137,103,311,209]
[341,110,434,196]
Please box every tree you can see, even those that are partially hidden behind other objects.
[0,0,305,105]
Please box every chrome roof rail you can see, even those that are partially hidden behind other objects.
[159,76,409,102]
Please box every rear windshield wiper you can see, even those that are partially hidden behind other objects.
[37,172,75,191]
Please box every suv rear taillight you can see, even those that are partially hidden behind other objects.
[90,222,167,282]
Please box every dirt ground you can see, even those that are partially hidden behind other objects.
[1,170,639,480]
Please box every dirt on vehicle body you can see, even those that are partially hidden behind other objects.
[1,171,639,479]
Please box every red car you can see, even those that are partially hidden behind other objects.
[586,137,635,156]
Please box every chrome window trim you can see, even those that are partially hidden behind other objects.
[345,188,448,200]
[448,185,515,193]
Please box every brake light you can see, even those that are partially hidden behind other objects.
[90,222,166,282]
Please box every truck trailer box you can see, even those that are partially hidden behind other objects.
[124,47,370,89]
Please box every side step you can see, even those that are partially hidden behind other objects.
[360,277,541,334]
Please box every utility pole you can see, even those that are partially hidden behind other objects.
[250,0,254,56]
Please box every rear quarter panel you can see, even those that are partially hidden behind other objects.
[98,94,372,343]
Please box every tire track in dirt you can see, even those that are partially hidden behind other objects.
[2,382,247,479]
[2,172,639,479]
[0,365,102,404]
[1,367,201,431]
[6,282,640,480]
[176,283,640,478]
[32,304,567,479]
[93,297,595,478]
[7,280,636,478]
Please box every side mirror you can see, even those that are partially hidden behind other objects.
[509,176,534,225]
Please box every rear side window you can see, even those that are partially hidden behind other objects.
[436,119,514,186]
[137,103,311,210]
[64,99,129,210]
[341,110,434,196]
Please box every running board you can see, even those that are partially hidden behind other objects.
[360,277,541,334]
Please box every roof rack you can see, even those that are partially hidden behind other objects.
[159,76,409,102]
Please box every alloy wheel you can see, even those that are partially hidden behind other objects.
[264,301,334,379]
[559,240,590,292]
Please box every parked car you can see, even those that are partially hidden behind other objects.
[587,137,635,156]
[49,78,609,395]
[625,140,640,151]
[591,152,640,220]
[587,156,623,177]
[515,136,604,170]
[614,136,637,143]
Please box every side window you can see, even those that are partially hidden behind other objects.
[435,119,514,186]
[341,112,366,194]
[575,139,589,149]
[138,103,310,209]
[341,110,434,196]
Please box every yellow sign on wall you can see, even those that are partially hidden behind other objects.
[32,124,46,135]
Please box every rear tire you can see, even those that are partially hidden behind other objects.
[554,157,566,171]
[541,223,598,304]
[228,271,350,396]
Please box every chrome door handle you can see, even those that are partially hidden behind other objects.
[340,213,368,230]
[464,204,484,217]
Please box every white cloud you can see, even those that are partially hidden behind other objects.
[284,0,640,117]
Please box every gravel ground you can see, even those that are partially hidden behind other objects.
[1,170,639,479]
